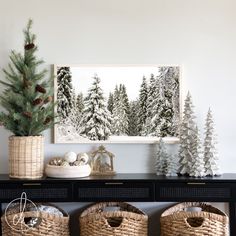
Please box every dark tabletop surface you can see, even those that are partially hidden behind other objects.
[0,173,236,182]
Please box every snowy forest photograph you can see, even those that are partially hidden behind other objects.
[54,65,180,143]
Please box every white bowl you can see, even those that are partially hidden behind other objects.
[45,164,91,178]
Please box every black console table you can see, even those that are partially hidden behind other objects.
[0,173,235,235]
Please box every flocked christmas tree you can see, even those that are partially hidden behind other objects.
[203,108,220,176]
[164,154,178,176]
[155,138,169,175]
[178,92,197,176]
[0,19,55,136]
[79,74,112,140]
[189,125,204,177]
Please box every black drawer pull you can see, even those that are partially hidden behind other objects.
[187,183,206,185]
[22,183,42,186]
[105,182,124,185]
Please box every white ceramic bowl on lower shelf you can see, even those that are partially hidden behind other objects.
[45,164,91,178]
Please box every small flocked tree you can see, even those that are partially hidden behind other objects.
[164,154,178,176]
[79,74,112,140]
[178,92,197,176]
[203,108,220,176]
[0,19,55,136]
[155,138,169,175]
[189,125,204,177]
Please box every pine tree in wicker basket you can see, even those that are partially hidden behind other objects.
[0,20,55,179]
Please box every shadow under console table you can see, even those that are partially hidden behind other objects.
[0,173,235,235]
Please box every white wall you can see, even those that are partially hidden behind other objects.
[1,0,236,174]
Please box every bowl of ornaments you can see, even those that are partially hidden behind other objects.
[45,152,91,178]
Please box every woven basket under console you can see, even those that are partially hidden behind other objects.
[160,202,229,236]
[9,136,44,179]
[1,202,70,236]
[80,202,148,236]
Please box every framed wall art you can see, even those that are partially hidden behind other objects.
[54,65,181,143]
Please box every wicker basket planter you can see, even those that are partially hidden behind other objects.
[1,202,69,236]
[160,202,229,236]
[80,202,148,236]
[9,136,44,179]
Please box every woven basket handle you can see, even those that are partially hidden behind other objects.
[184,216,206,228]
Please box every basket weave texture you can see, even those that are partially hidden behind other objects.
[160,202,229,236]
[80,202,148,236]
[1,202,69,236]
[9,136,44,179]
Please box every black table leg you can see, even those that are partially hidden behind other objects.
[229,202,236,236]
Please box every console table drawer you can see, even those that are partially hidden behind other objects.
[0,183,73,202]
[156,183,231,201]
[75,182,154,201]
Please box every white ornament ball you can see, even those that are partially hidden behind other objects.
[77,153,89,165]
[64,152,77,163]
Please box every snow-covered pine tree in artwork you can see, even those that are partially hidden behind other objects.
[129,101,139,136]
[76,92,84,113]
[166,67,180,136]
[79,74,112,140]
[137,76,148,134]
[155,138,169,175]
[112,84,129,135]
[142,74,157,136]
[203,108,220,176]
[153,68,175,137]
[69,88,79,129]
[111,86,121,135]
[107,92,114,114]
[189,125,204,177]
[74,92,84,131]
[148,75,167,136]
[178,92,197,176]
[57,67,74,122]
[145,67,179,137]
[120,84,130,118]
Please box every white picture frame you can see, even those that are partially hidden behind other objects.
[54,65,181,144]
